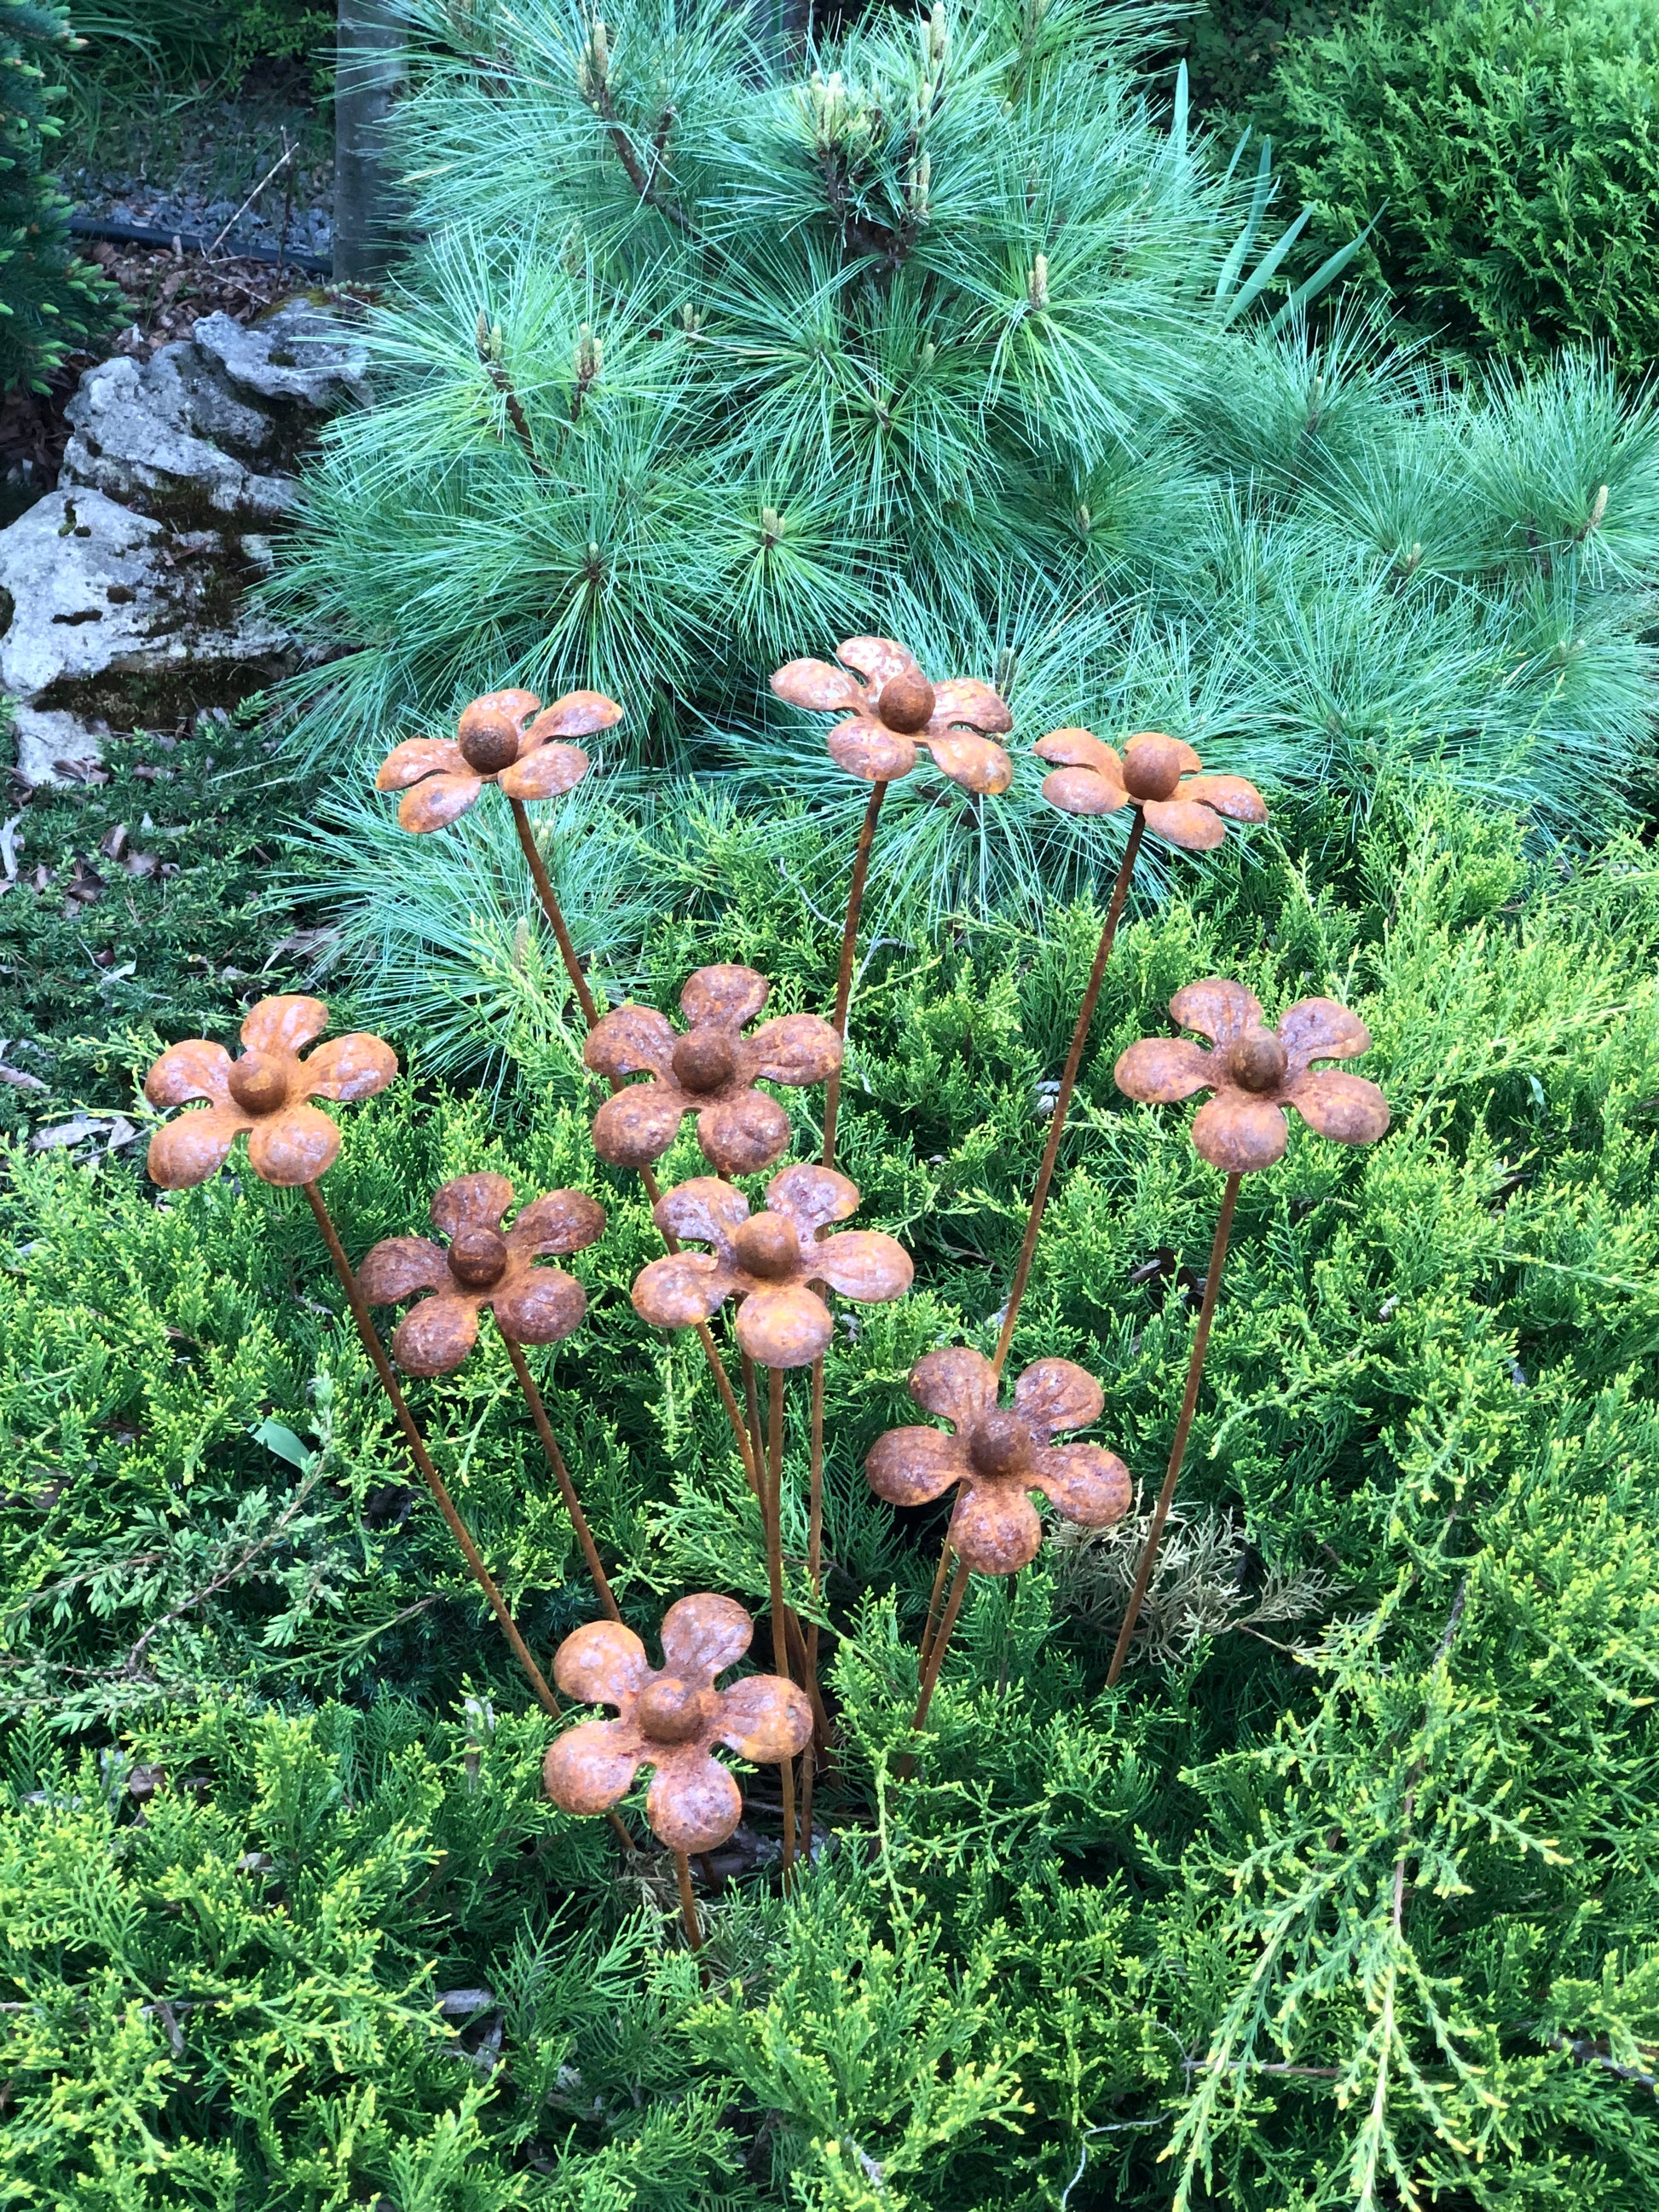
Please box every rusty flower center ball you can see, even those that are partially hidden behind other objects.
[876,667,937,734]
[448,1226,510,1288]
[228,1053,290,1116]
[1121,733,1186,802]
[634,1677,706,1743]
[732,1212,799,1281]
[1228,1030,1287,1094]
[456,711,522,775]
[672,1029,737,1094]
[968,1409,1036,1481]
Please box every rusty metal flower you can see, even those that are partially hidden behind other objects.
[1115,979,1390,1172]
[632,1164,913,1368]
[1034,730,1266,852]
[356,1172,605,1377]
[143,996,396,1189]
[586,965,842,1177]
[865,1349,1130,1574]
[542,1594,812,1851]
[375,686,621,835]
[771,636,1014,794]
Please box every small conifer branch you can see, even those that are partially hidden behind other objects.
[300,1181,563,1719]
[474,310,546,475]
[122,1474,321,1676]
[1107,1171,1242,1685]
[992,810,1144,1377]
[501,1336,621,1623]
[577,18,692,234]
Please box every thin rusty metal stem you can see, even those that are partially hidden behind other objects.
[636,1161,759,1497]
[1106,1171,1242,1687]
[822,778,888,1168]
[502,1336,621,1624]
[917,1533,955,1670]
[800,1354,826,1853]
[507,794,599,1029]
[992,811,1144,1378]
[897,1554,970,1781]
[609,1811,636,1852]
[673,1850,703,1949]
[302,1181,560,1718]
[743,1353,765,1503]
[766,1366,797,1878]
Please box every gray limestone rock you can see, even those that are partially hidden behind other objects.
[61,347,293,522]
[192,302,369,413]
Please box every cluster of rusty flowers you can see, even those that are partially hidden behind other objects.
[130,645,1390,1949]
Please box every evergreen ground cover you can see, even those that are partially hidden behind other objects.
[4,784,1659,2207]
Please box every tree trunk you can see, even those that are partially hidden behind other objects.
[334,0,407,280]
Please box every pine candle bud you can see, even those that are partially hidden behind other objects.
[475,308,489,356]
[575,325,602,383]
[760,505,782,545]
[928,3,948,66]
[1584,482,1610,536]
[1028,253,1049,309]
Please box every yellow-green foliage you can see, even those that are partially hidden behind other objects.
[3,788,1658,2205]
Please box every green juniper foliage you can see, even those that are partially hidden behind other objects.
[269,0,1659,941]
[0,0,121,391]
[4,788,1659,2204]
[1256,0,1659,369]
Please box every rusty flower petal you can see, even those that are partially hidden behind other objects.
[836,636,918,688]
[923,730,1014,794]
[584,1004,676,1079]
[555,1618,651,1704]
[376,736,468,792]
[865,1425,966,1506]
[431,1172,516,1238]
[647,1753,743,1853]
[908,1346,997,1426]
[771,657,866,713]
[814,1230,914,1304]
[303,1033,399,1102]
[592,1084,688,1168]
[1141,797,1228,852]
[543,1718,645,1816]
[509,1189,606,1256]
[1034,728,1124,781]
[398,772,485,834]
[828,716,919,783]
[524,689,624,741]
[1286,1069,1390,1146]
[243,995,331,1057]
[391,1293,483,1377]
[1169,979,1264,1046]
[653,1177,749,1250]
[1191,1090,1288,1173]
[1278,997,1373,1070]
[499,744,589,801]
[1012,1357,1105,1438]
[356,1236,451,1302]
[463,688,542,731]
[1114,1035,1216,1104]
[680,965,771,1027]
[1176,773,1268,824]
[661,1593,753,1681]
[1041,765,1129,817]
[246,1104,341,1187]
[745,1014,844,1087]
[735,1282,832,1368]
[952,1482,1044,1574]
[929,679,1014,734]
[147,1103,248,1189]
[492,1269,587,1344]
[716,1675,813,1761]
[144,1038,234,1109]
[766,1164,859,1234]
[633,1251,737,1329]
[1033,1441,1132,1527]
[697,1093,790,1177]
